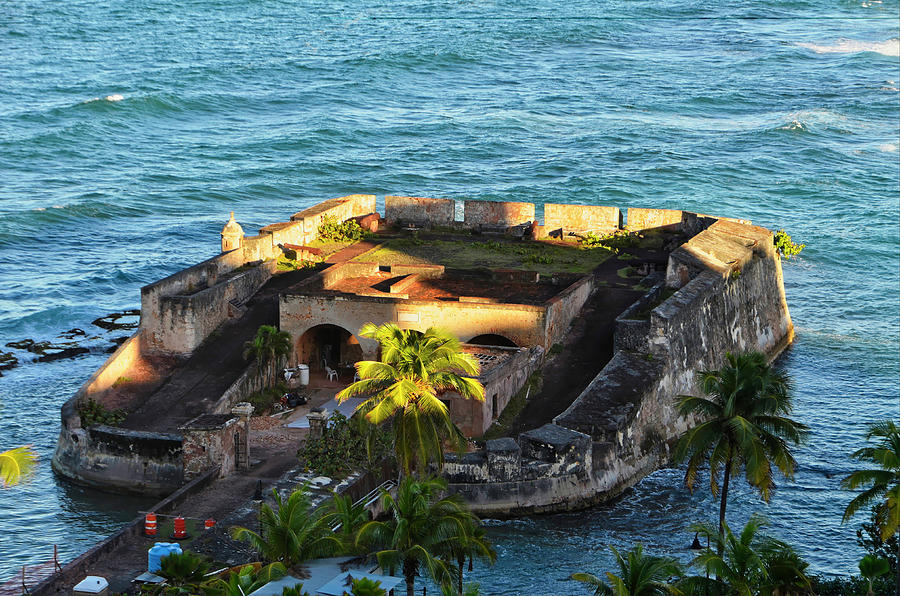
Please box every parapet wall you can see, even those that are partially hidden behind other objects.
[446,218,793,515]
[463,200,535,227]
[544,204,621,236]
[385,196,455,227]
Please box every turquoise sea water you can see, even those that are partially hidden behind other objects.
[1,1,897,590]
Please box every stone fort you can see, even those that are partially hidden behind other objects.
[52,194,793,515]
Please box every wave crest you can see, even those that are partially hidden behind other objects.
[795,38,899,57]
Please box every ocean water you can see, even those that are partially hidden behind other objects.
[0,0,897,589]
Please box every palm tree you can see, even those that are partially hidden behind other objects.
[355,476,474,596]
[325,491,369,555]
[570,544,683,596]
[0,445,37,487]
[442,523,496,595]
[842,419,900,595]
[858,555,890,596]
[243,324,293,389]
[149,551,210,595]
[674,351,809,544]
[684,516,811,596]
[231,486,341,570]
[202,562,288,596]
[337,323,484,475]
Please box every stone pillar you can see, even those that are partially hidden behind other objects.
[231,402,254,471]
[221,212,245,253]
[307,407,328,439]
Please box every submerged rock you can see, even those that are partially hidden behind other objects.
[91,309,140,331]
[0,351,18,371]
[5,339,34,350]
[37,346,90,362]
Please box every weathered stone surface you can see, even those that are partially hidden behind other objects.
[464,200,534,227]
[385,196,455,227]
[0,350,17,371]
[544,204,621,235]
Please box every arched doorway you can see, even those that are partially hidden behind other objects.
[296,324,363,371]
[466,333,517,348]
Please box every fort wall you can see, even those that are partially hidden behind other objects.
[445,219,793,515]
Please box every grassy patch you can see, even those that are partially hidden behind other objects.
[482,371,543,440]
[353,238,612,275]
[617,266,637,279]
[307,237,358,257]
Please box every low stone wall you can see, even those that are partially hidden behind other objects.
[67,332,142,417]
[544,275,594,348]
[51,425,183,496]
[30,467,219,596]
[543,204,621,235]
[385,195,455,227]
[463,200,535,228]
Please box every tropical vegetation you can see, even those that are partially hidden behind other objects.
[773,230,804,260]
[843,419,900,595]
[0,445,37,487]
[298,411,391,479]
[355,476,482,596]
[231,486,340,570]
[243,324,293,389]
[337,322,484,474]
[674,351,809,542]
[570,543,683,596]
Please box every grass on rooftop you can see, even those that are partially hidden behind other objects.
[351,237,614,275]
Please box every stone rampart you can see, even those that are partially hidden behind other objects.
[463,200,535,227]
[544,204,621,236]
[544,275,594,348]
[385,195,455,227]
[51,424,183,496]
[143,260,273,355]
[445,217,793,515]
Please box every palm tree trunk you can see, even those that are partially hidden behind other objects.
[895,536,899,596]
[458,555,464,594]
[718,458,732,554]
[404,560,415,596]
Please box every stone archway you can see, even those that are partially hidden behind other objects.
[465,333,518,348]
[295,324,364,371]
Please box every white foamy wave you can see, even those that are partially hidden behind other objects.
[83,94,125,104]
[795,38,900,57]
[776,109,849,133]
[879,143,898,152]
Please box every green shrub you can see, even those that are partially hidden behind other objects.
[317,215,369,242]
[774,229,805,259]
[276,254,317,272]
[77,398,126,427]
[246,383,288,414]
[580,229,640,252]
[298,412,392,479]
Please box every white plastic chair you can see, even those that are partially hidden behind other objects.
[325,366,338,381]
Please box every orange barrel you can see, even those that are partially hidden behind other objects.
[204,518,215,530]
[172,516,187,539]
[144,513,157,537]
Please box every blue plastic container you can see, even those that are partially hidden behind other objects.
[148,542,183,573]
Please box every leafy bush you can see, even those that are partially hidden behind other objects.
[350,577,387,596]
[317,215,368,242]
[774,229,805,259]
[299,412,392,478]
[810,574,894,596]
[77,398,126,427]
[580,229,640,252]
[276,255,317,272]
[246,383,288,414]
